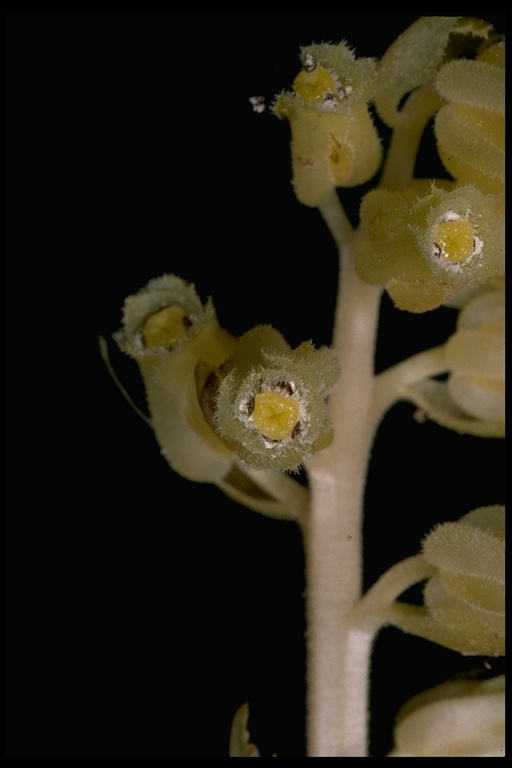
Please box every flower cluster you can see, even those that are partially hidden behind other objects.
[110,16,505,757]
[115,275,340,479]
[355,17,504,313]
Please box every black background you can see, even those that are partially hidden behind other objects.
[6,12,506,757]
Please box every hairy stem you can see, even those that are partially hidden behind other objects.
[304,190,382,756]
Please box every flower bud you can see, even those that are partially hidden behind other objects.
[445,287,505,423]
[419,505,505,656]
[434,37,505,195]
[353,507,504,657]
[380,506,505,657]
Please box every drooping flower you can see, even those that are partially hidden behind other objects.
[403,283,505,436]
[374,15,496,130]
[434,35,505,195]
[378,505,506,657]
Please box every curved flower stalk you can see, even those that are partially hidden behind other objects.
[273,42,382,206]
[355,182,504,312]
[114,275,310,522]
[353,505,505,657]
[202,325,340,473]
[387,674,505,757]
[403,284,505,436]
[434,35,505,195]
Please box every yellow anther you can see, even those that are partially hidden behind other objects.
[434,219,475,263]
[251,391,300,441]
[292,66,338,103]
[143,305,189,348]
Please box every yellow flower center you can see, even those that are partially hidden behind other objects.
[251,391,300,441]
[143,305,190,348]
[433,219,475,263]
[292,66,338,103]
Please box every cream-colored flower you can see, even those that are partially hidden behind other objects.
[114,274,238,483]
[434,36,505,195]
[388,675,505,757]
[273,42,382,206]
[354,505,505,660]
[375,16,496,129]
[375,506,506,658]
[355,183,504,313]
[404,285,505,436]
[205,325,340,472]
[113,276,312,520]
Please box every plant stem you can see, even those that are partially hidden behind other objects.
[304,190,383,756]
[379,86,443,190]
[371,345,448,425]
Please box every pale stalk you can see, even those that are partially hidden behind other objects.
[304,189,383,756]
[379,86,444,190]
[371,345,448,425]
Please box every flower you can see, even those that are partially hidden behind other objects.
[419,505,505,656]
[201,325,340,472]
[381,505,505,657]
[374,15,496,130]
[388,674,505,757]
[355,182,504,313]
[273,42,382,206]
[403,284,505,436]
[114,276,333,514]
[114,274,238,483]
[434,35,505,195]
